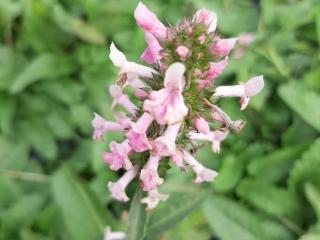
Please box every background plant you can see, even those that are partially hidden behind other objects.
[0,0,320,239]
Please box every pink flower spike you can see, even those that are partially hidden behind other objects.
[91,113,124,140]
[213,75,264,110]
[207,57,228,81]
[103,140,132,170]
[193,9,217,33]
[141,189,169,211]
[134,2,167,39]
[141,32,163,64]
[209,38,238,57]
[152,122,181,156]
[182,150,218,184]
[126,113,154,152]
[109,42,158,79]
[108,165,139,202]
[176,45,190,60]
[143,62,188,125]
[193,117,210,134]
[109,84,137,116]
[140,155,163,191]
[104,226,126,240]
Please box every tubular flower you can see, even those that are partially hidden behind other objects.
[92,113,124,140]
[92,2,264,208]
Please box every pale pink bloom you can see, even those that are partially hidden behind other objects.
[91,113,124,140]
[141,32,163,64]
[207,57,228,81]
[109,42,158,81]
[126,113,153,152]
[193,9,217,33]
[209,38,238,57]
[193,117,210,134]
[104,226,126,240]
[234,33,255,59]
[182,150,218,184]
[170,150,186,170]
[114,112,132,129]
[211,111,224,123]
[108,165,139,202]
[143,62,188,125]
[188,130,228,153]
[140,155,163,191]
[213,75,264,110]
[134,2,167,39]
[109,84,137,116]
[176,45,190,60]
[198,33,206,44]
[134,88,149,100]
[141,189,169,210]
[103,140,132,170]
[152,122,181,156]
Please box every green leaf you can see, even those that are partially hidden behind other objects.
[213,155,244,192]
[278,82,320,132]
[237,178,300,218]
[305,183,320,220]
[10,54,74,94]
[299,225,320,240]
[248,144,308,183]
[289,139,320,190]
[126,187,148,240]
[0,194,45,239]
[146,191,207,238]
[203,196,293,240]
[51,165,115,240]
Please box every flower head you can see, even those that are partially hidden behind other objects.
[93,2,264,209]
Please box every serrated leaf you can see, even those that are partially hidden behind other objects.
[289,139,320,190]
[248,144,308,182]
[126,187,148,240]
[146,191,207,238]
[203,196,293,240]
[237,178,300,218]
[52,165,116,240]
[278,82,320,132]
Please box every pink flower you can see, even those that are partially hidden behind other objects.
[143,62,188,125]
[134,88,149,100]
[109,42,158,81]
[114,112,132,129]
[182,150,218,184]
[193,117,210,133]
[193,9,217,33]
[209,38,238,57]
[213,75,264,110]
[140,155,163,191]
[134,2,167,39]
[152,122,181,156]
[234,33,255,59]
[176,45,190,60]
[91,113,124,140]
[126,113,153,152]
[109,84,138,116]
[141,189,169,211]
[188,130,228,153]
[103,140,133,170]
[104,226,126,240]
[207,57,228,81]
[108,165,139,202]
[141,32,163,64]
[170,150,186,170]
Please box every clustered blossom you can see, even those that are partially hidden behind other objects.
[92,2,264,210]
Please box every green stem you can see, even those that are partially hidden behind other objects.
[126,187,149,240]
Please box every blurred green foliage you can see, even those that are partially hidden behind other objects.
[0,0,320,239]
